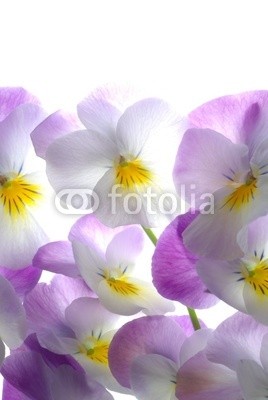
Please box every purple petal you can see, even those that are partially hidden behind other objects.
[0,265,41,299]
[24,275,93,337]
[172,315,207,336]
[105,226,144,267]
[206,312,268,370]
[189,90,268,147]
[31,110,81,159]
[152,213,218,308]
[109,316,186,388]
[32,241,79,277]
[173,128,249,206]
[3,380,32,400]
[77,87,121,138]
[0,87,40,122]
[177,350,242,400]
[69,214,122,253]
[2,352,53,400]
[24,333,82,372]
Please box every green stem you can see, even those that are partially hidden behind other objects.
[142,227,158,246]
[142,226,201,331]
[187,307,201,330]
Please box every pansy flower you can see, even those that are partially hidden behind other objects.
[174,91,268,260]
[24,275,128,393]
[35,85,180,227]
[109,315,242,400]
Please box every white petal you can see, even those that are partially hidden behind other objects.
[180,328,213,366]
[0,208,48,269]
[46,130,117,193]
[65,297,119,340]
[93,169,154,227]
[243,283,268,324]
[116,98,179,159]
[0,275,26,348]
[196,258,247,312]
[130,354,178,400]
[72,239,106,293]
[237,359,268,400]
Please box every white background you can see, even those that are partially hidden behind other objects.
[0,0,268,398]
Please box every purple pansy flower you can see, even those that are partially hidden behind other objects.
[109,315,242,400]
[24,275,128,393]
[174,91,268,260]
[1,348,113,400]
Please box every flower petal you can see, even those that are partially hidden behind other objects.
[116,98,179,159]
[0,209,48,269]
[109,316,186,388]
[69,214,122,252]
[2,351,53,400]
[173,128,249,206]
[243,283,268,325]
[0,275,26,348]
[51,364,114,400]
[77,88,121,138]
[179,328,213,366]
[189,91,268,146]
[196,258,247,312]
[93,169,153,227]
[237,359,268,400]
[32,241,78,277]
[0,339,5,367]
[130,354,178,400]
[206,312,268,370]
[105,226,144,267]
[0,103,46,173]
[65,297,119,341]
[31,110,81,159]
[177,350,242,400]
[45,130,117,193]
[152,213,218,308]
[0,87,40,122]
[0,265,41,298]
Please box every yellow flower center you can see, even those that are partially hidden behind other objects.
[222,173,257,212]
[115,156,153,191]
[0,174,41,220]
[79,337,110,365]
[106,276,140,296]
[242,259,268,296]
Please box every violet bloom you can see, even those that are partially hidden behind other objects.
[24,275,128,393]
[109,315,242,400]
[152,211,219,309]
[0,87,51,268]
[34,215,173,316]
[32,85,180,227]
[174,91,268,260]
[1,349,113,400]
[205,312,268,399]
[197,215,268,324]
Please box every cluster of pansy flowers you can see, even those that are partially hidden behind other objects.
[1,87,268,400]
